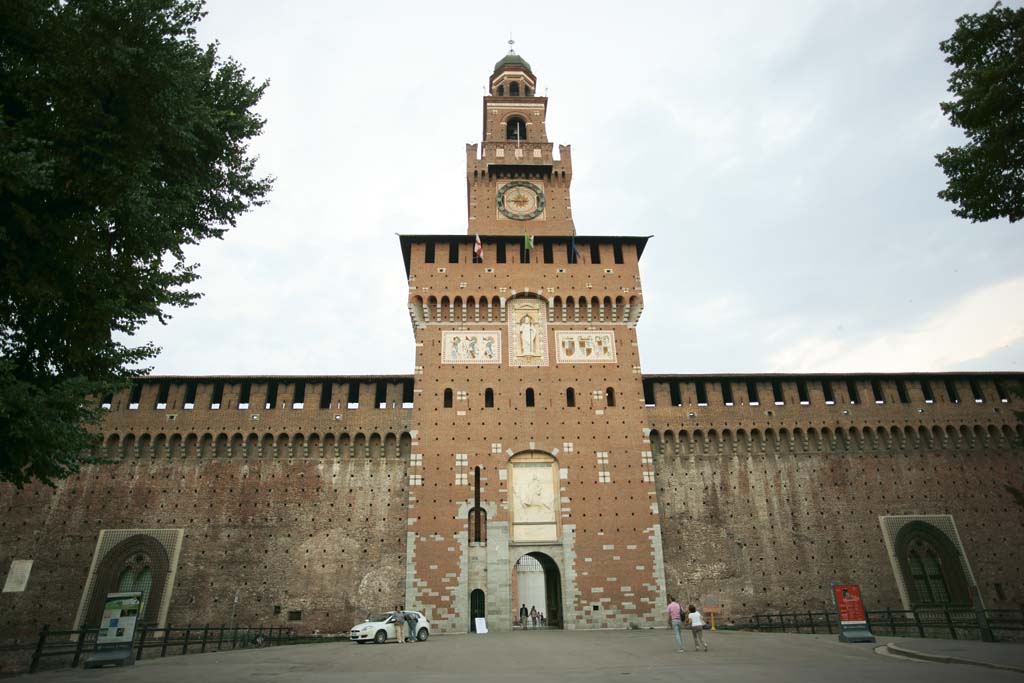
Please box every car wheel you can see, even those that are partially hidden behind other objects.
[374,630,387,644]
[417,628,429,642]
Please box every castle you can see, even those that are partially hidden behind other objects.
[1,51,1022,655]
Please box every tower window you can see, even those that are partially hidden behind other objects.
[771,381,784,405]
[822,380,835,405]
[520,240,530,264]
[613,243,624,264]
[921,380,935,403]
[184,382,197,410]
[566,387,576,407]
[871,378,885,404]
[238,381,252,409]
[896,380,910,404]
[497,241,507,263]
[590,243,601,264]
[525,388,535,407]
[265,381,278,410]
[543,242,553,263]
[497,85,504,96]
[128,383,142,410]
[746,381,760,406]
[425,241,435,263]
[444,388,453,408]
[449,241,459,264]
[721,382,734,406]
[797,381,810,405]
[524,86,531,96]
[509,82,519,97]
[969,379,985,403]
[319,382,332,409]
[695,382,708,406]
[995,380,1009,403]
[292,381,305,409]
[944,378,960,403]
[211,381,224,409]
[606,387,616,407]
[485,388,494,408]
[669,382,682,407]
[506,116,526,140]
[155,382,169,410]
[846,380,860,405]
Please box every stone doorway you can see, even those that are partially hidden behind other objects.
[470,589,486,632]
[513,552,563,629]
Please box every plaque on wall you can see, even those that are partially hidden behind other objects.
[441,331,501,364]
[555,331,616,363]
[508,299,548,367]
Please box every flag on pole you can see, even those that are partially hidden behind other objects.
[474,234,484,261]
[570,236,581,264]
[524,234,534,250]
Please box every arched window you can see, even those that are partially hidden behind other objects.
[506,116,527,141]
[606,387,616,407]
[908,548,950,604]
[485,388,494,408]
[566,387,576,407]
[443,388,453,408]
[509,82,520,97]
[895,521,970,607]
[525,388,535,407]
[497,85,504,96]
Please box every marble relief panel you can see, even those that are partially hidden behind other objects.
[555,330,616,363]
[507,298,548,367]
[441,330,501,364]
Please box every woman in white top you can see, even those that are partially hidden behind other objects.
[686,605,709,651]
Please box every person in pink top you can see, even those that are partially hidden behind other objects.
[666,596,685,652]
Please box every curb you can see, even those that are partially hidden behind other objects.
[886,643,1024,674]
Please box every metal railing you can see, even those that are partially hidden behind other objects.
[14,623,346,674]
[732,607,1024,642]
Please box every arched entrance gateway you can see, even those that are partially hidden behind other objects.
[513,552,563,629]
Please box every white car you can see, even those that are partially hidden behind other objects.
[350,611,430,644]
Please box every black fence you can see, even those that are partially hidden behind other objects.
[16,623,346,674]
[732,607,1024,642]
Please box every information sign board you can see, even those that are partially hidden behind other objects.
[830,583,875,643]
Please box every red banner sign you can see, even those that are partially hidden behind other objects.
[833,584,866,625]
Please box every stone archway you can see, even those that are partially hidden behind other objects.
[513,551,563,629]
[84,534,170,627]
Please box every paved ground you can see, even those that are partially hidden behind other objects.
[888,637,1024,672]
[19,630,1024,682]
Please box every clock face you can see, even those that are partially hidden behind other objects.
[497,181,545,221]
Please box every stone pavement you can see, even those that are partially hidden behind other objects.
[886,637,1024,673]
[18,630,1024,682]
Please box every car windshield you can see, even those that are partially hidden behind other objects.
[371,613,393,623]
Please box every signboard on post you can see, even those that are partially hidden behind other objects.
[702,594,721,631]
[831,583,875,643]
[84,592,144,668]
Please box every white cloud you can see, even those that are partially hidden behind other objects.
[769,276,1024,372]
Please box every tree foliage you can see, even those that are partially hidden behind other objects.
[0,0,272,487]
[936,2,1024,223]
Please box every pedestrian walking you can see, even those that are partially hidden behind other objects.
[666,595,685,652]
[530,606,538,628]
[687,605,709,652]
[392,605,405,644]
[519,603,529,629]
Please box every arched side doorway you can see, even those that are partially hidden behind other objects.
[894,521,971,607]
[513,552,563,629]
[470,589,486,632]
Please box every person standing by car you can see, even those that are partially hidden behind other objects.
[686,605,709,652]
[666,595,685,652]
[392,606,405,644]
[404,610,418,642]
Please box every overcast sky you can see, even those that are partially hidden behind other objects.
[131,0,1024,377]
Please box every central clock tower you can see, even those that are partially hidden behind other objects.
[402,49,665,635]
[466,50,575,236]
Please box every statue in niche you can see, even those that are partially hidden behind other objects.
[519,314,538,356]
[508,298,546,365]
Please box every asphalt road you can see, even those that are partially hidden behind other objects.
[20,629,1024,682]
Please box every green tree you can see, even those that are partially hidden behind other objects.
[0,0,272,487]
[936,2,1024,223]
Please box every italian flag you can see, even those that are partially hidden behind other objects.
[474,234,484,261]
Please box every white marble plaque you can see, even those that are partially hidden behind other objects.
[441,331,501,364]
[2,559,32,593]
[511,462,557,542]
[555,330,616,363]
[508,299,548,367]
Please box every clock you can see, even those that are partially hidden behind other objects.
[497,181,545,221]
